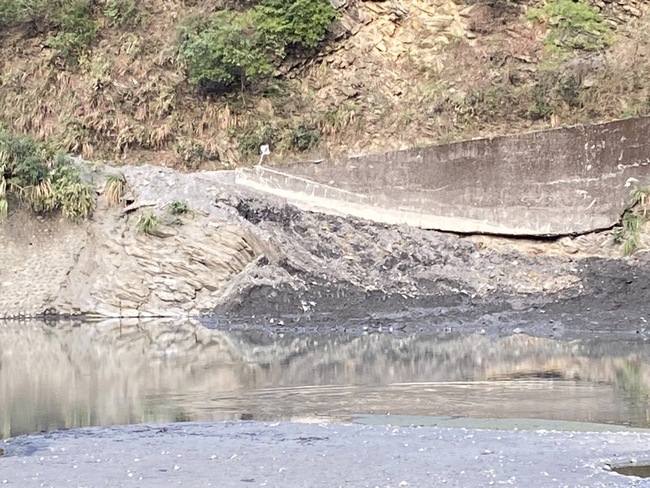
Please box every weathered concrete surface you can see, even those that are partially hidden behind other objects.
[2,421,650,487]
[236,117,650,236]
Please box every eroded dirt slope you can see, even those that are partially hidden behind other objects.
[1,0,649,169]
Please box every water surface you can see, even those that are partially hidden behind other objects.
[1,319,649,438]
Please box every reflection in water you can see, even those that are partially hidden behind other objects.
[1,319,650,438]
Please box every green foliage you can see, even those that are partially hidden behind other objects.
[0,0,97,63]
[289,124,321,151]
[177,0,338,94]
[615,185,649,256]
[136,211,159,234]
[53,168,96,221]
[236,124,277,157]
[557,75,582,108]
[254,0,338,56]
[527,88,553,120]
[529,0,613,52]
[177,10,272,93]
[168,200,190,215]
[0,128,95,221]
[48,0,98,63]
[0,0,50,26]
[103,0,140,27]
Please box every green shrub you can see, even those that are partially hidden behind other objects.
[177,10,272,93]
[557,75,582,108]
[177,0,338,94]
[235,124,277,156]
[289,124,320,151]
[254,0,338,56]
[103,0,141,27]
[48,0,98,63]
[0,0,97,63]
[0,0,50,27]
[136,211,159,234]
[529,0,613,52]
[527,88,553,120]
[175,139,220,169]
[615,186,649,256]
[104,172,127,207]
[168,200,190,215]
[0,128,95,221]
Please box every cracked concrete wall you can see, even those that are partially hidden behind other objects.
[237,117,650,236]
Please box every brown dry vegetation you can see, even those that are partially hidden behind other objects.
[0,0,648,170]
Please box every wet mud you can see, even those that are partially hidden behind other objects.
[211,195,650,343]
[3,421,650,487]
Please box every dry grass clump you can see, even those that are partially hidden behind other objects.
[103,172,127,207]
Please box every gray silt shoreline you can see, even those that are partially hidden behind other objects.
[2,421,650,487]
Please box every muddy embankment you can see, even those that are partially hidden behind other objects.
[0,160,649,332]
[1,119,650,327]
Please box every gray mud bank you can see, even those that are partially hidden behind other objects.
[2,421,650,487]
[212,194,650,341]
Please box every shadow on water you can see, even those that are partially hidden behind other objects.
[1,318,650,438]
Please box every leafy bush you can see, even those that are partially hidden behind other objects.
[175,139,221,169]
[254,0,338,56]
[104,172,127,207]
[168,200,190,215]
[103,0,141,28]
[614,186,649,256]
[235,124,277,156]
[48,0,98,63]
[0,0,97,63]
[529,0,613,52]
[0,0,50,27]
[289,124,321,151]
[177,0,338,93]
[177,10,272,93]
[0,128,95,221]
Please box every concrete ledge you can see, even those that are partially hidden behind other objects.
[236,117,650,236]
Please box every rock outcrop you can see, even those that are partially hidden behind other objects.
[0,166,271,318]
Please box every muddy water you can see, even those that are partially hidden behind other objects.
[1,318,650,439]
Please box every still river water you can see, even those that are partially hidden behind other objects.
[2,318,650,439]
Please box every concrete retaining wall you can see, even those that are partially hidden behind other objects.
[236,117,650,236]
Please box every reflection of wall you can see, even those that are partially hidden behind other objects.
[237,117,650,236]
[1,320,649,438]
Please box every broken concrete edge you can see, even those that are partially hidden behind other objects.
[251,116,650,237]
[234,165,623,237]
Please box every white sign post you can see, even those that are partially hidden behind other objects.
[258,144,271,166]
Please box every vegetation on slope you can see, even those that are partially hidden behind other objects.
[0,0,647,169]
[0,127,95,221]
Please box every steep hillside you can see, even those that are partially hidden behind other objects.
[0,0,648,170]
